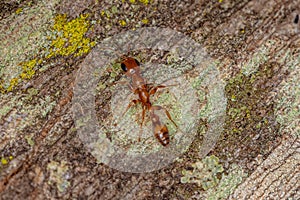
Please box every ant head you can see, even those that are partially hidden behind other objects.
[121,57,140,76]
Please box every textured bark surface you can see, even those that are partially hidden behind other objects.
[229,134,299,199]
[0,0,299,199]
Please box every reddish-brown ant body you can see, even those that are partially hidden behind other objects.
[120,57,178,146]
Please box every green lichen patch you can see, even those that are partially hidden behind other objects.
[181,155,224,190]
[180,156,248,199]
[204,164,247,200]
[241,40,273,76]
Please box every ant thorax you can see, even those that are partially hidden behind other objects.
[130,74,145,89]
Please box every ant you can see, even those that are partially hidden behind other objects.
[120,57,179,146]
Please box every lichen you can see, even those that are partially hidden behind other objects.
[15,8,23,15]
[181,155,224,190]
[241,40,273,76]
[139,0,150,5]
[46,14,96,58]
[205,164,247,200]
[181,156,248,199]
[0,156,13,165]
[119,19,127,27]
[1,158,8,165]
[224,67,277,136]
[128,0,150,4]
[47,160,70,193]
[0,1,57,93]
[141,18,149,24]
[0,11,96,93]
[275,68,300,137]
[25,135,35,146]
[3,59,41,93]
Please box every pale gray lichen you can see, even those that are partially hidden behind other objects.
[205,164,247,200]
[47,160,70,192]
[181,155,224,190]
[182,157,248,200]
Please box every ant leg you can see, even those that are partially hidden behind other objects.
[149,84,178,96]
[111,80,128,86]
[151,105,178,128]
[138,105,146,142]
[111,80,134,92]
[149,85,167,95]
[122,99,140,116]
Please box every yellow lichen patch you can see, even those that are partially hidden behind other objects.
[139,0,149,5]
[46,14,96,58]
[0,81,6,94]
[0,0,57,94]
[6,77,20,92]
[141,18,149,24]
[119,19,127,26]
[124,0,149,5]
[0,156,13,165]
[15,8,23,14]
[101,10,110,18]
[1,158,8,165]
[19,59,37,79]
[1,58,42,93]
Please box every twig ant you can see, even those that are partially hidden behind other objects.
[120,57,179,146]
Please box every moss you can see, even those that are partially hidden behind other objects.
[46,14,96,58]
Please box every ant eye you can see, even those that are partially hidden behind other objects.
[134,59,140,66]
[121,63,127,72]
